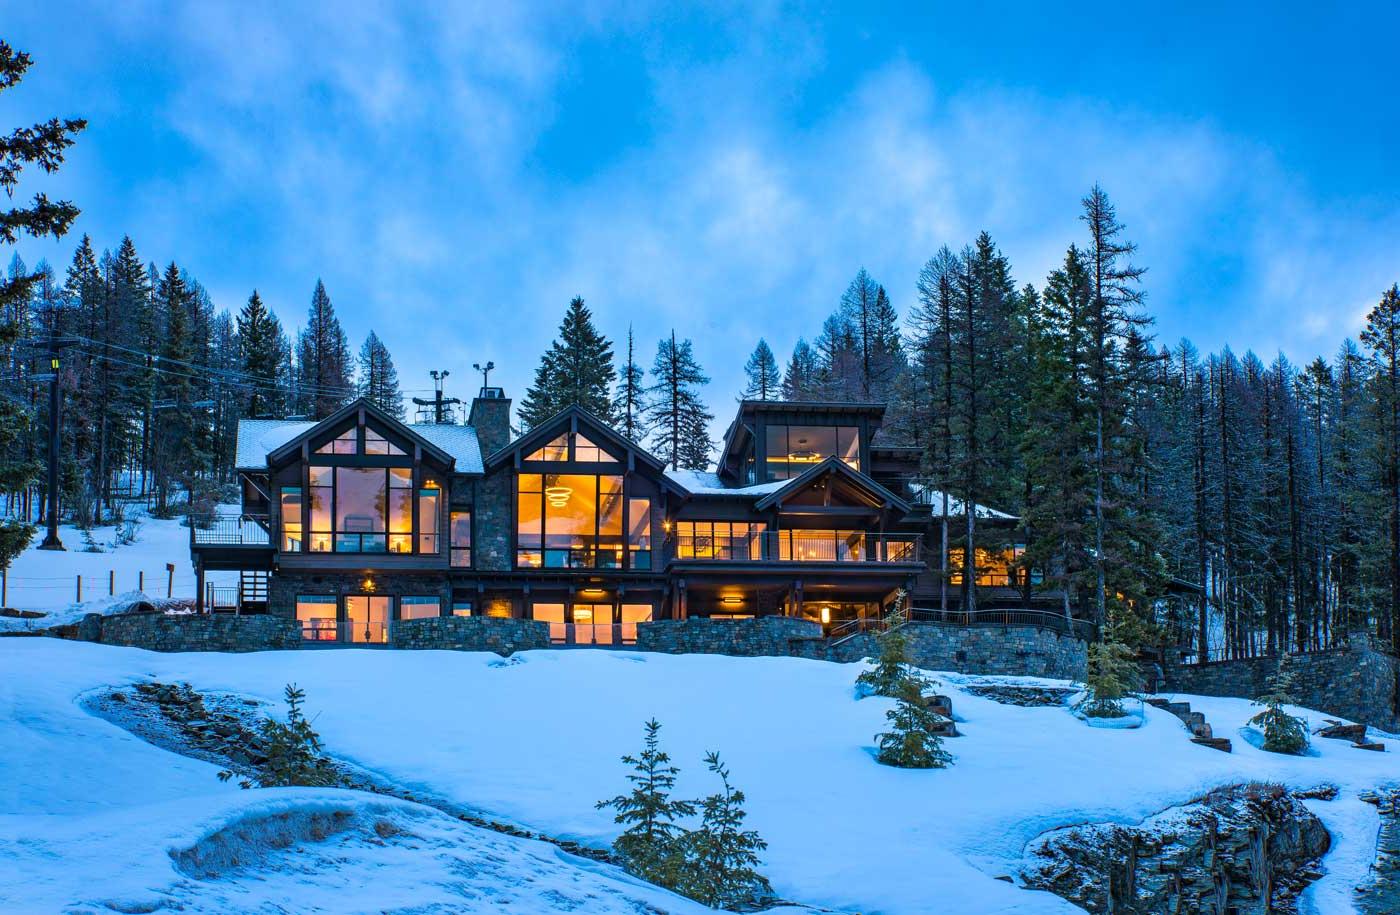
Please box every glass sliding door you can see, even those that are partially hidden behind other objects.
[572,603,614,645]
[532,602,566,644]
[346,595,391,644]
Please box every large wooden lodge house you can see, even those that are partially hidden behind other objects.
[191,387,1072,645]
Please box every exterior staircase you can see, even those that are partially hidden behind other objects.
[1145,696,1232,752]
[1318,719,1387,752]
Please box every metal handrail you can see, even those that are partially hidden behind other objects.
[906,606,1096,641]
[672,532,922,564]
[190,514,272,547]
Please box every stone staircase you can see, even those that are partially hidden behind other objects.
[1318,719,1387,752]
[1145,696,1232,752]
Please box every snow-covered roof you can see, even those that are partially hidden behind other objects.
[909,483,1017,521]
[663,469,790,498]
[235,419,484,474]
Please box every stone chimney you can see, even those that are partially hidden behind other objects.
[468,387,512,456]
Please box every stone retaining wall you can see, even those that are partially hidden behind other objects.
[82,611,303,652]
[636,617,1088,678]
[636,617,827,657]
[829,623,1088,679]
[391,616,550,654]
[1159,640,1400,732]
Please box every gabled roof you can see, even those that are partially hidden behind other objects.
[484,405,668,474]
[236,398,484,473]
[753,456,912,514]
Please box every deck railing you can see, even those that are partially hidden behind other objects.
[542,622,643,646]
[672,532,921,564]
[908,606,1097,641]
[190,514,272,548]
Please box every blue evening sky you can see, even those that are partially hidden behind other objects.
[7,3,1399,420]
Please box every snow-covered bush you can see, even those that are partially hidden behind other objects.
[1250,659,1310,755]
[219,684,340,789]
[1079,639,1141,718]
[875,682,953,769]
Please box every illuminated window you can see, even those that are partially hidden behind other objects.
[532,602,566,643]
[525,431,619,463]
[315,428,358,455]
[365,427,405,456]
[418,480,440,553]
[399,596,441,620]
[296,595,337,641]
[451,600,473,617]
[619,603,652,643]
[388,468,412,553]
[573,434,617,463]
[309,466,333,552]
[335,467,387,552]
[627,498,652,570]
[675,521,767,559]
[526,433,569,462]
[280,487,303,552]
[450,511,472,567]
[763,425,860,479]
[516,473,624,568]
[947,547,1024,586]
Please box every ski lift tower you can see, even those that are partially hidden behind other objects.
[412,370,461,424]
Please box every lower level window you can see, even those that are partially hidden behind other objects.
[296,595,337,641]
[451,601,473,617]
[399,596,442,620]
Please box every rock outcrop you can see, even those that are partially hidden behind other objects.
[1023,783,1329,914]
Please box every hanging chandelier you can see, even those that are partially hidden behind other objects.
[545,485,572,507]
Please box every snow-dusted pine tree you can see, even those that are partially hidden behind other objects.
[595,719,695,884]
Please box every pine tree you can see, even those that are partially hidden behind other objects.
[356,330,403,418]
[855,593,925,699]
[1248,658,1310,755]
[595,719,695,884]
[781,338,820,400]
[1360,284,1400,653]
[646,331,713,471]
[673,752,773,909]
[815,309,859,400]
[742,338,780,400]
[237,290,287,418]
[875,681,954,769]
[838,269,905,399]
[296,279,352,419]
[219,684,340,788]
[518,296,616,428]
[615,325,648,441]
[152,262,209,513]
[1079,638,1140,718]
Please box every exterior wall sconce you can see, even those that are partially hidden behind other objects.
[820,606,831,624]
[362,576,376,593]
[721,596,742,605]
[581,587,605,596]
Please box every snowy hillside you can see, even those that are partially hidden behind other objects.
[2,639,1396,913]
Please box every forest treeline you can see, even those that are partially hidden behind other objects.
[4,36,1399,659]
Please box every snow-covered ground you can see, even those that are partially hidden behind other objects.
[3,639,1397,913]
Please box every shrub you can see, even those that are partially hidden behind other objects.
[219,683,340,788]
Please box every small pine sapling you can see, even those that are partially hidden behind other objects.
[1249,658,1310,755]
[596,719,695,884]
[1080,639,1141,718]
[219,683,340,788]
[875,681,953,769]
[856,590,927,699]
[673,752,773,909]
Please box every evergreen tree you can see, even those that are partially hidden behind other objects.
[815,309,859,400]
[838,269,904,399]
[781,338,820,400]
[673,752,773,909]
[1079,638,1140,718]
[296,279,352,419]
[646,331,713,471]
[152,262,210,513]
[615,325,648,441]
[742,338,780,400]
[855,593,925,699]
[356,330,403,418]
[595,719,695,884]
[1360,284,1400,652]
[518,296,616,427]
[874,681,953,769]
[1248,658,1310,755]
[236,290,287,418]
[219,684,340,788]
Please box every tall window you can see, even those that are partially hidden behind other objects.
[450,511,472,567]
[280,487,303,552]
[418,480,440,553]
[296,595,337,641]
[764,425,860,479]
[309,466,333,552]
[388,468,412,553]
[675,521,766,559]
[335,467,387,552]
[517,473,625,568]
[627,498,651,570]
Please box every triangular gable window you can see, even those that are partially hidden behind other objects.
[315,428,358,455]
[526,433,569,462]
[574,433,618,464]
[365,427,406,456]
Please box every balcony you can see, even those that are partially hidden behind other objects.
[672,531,921,565]
[189,515,272,549]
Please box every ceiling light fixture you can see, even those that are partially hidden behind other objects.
[545,486,572,507]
